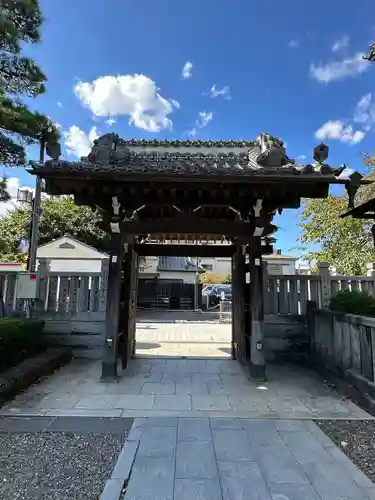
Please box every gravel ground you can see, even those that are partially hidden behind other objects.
[316,420,375,483]
[0,431,126,500]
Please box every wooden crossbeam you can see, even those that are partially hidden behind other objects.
[122,218,277,238]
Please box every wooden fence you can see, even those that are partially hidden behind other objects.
[264,262,375,316]
[309,309,375,390]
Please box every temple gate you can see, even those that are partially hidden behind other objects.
[29,132,363,382]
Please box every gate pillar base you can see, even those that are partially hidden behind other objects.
[249,362,266,382]
[100,360,119,381]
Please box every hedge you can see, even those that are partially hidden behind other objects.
[0,318,45,372]
[329,290,375,317]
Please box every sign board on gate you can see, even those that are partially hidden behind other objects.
[16,272,39,299]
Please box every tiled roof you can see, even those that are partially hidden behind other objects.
[28,132,348,179]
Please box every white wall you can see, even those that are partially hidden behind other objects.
[199,256,296,275]
[36,236,108,274]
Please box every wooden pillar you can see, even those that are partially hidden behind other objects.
[101,231,124,380]
[248,243,266,382]
[119,244,138,369]
[231,245,246,361]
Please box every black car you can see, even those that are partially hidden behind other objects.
[208,284,232,306]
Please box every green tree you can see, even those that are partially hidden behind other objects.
[200,272,228,285]
[0,196,109,260]
[0,0,59,165]
[299,195,373,275]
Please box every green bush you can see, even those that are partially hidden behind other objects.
[329,290,375,317]
[0,318,45,372]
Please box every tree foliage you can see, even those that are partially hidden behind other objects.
[200,272,230,285]
[299,195,374,275]
[0,196,110,259]
[0,0,59,165]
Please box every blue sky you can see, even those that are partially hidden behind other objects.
[2,0,375,256]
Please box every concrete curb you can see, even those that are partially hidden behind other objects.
[100,437,139,500]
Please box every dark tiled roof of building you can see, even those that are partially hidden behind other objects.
[28,132,349,180]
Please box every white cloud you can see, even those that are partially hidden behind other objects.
[57,101,63,107]
[196,111,213,128]
[353,93,375,130]
[64,126,99,158]
[287,39,299,48]
[74,74,179,132]
[0,177,34,217]
[208,85,231,100]
[182,61,193,79]
[332,35,350,52]
[105,118,116,127]
[188,128,197,137]
[315,120,365,145]
[296,155,307,160]
[310,52,369,83]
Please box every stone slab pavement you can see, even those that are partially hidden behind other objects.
[136,319,232,358]
[1,357,371,419]
[101,417,375,500]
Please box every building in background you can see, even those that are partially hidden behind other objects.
[140,249,298,282]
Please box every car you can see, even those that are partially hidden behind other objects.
[208,284,232,306]
[202,284,214,296]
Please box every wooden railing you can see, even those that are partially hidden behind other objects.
[264,261,375,315]
[330,276,375,295]
[310,309,375,384]
[265,274,321,315]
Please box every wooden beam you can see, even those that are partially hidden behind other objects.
[135,244,236,257]
[122,218,277,238]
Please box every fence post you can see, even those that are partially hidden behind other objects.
[37,258,50,312]
[366,263,375,295]
[318,262,331,309]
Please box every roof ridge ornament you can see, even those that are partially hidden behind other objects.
[363,43,375,62]
[82,133,130,165]
[248,132,294,168]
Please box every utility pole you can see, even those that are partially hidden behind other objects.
[27,137,45,272]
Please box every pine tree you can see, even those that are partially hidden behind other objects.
[0,0,59,166]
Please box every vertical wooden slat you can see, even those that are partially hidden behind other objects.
[341,321,352,369]
[78,276,90,312]
[278,278,289,313]
[58,276,70,312]
[89,276,100,312]
[5,275,16,313]
[309,279,319,305]
[69,277,79,312]
[368,282,375,295]
[268,278,278,314]
[289,278,298,314]
[47,276,59,312]
[360,325,374,380]
[340,279,350,291]
[331,279,339,295]
[299,277,308,315]
[350,323,361,372]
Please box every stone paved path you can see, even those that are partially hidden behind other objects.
[1,358,370,419]
[136,320,231,358]
[113,417,375,500]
